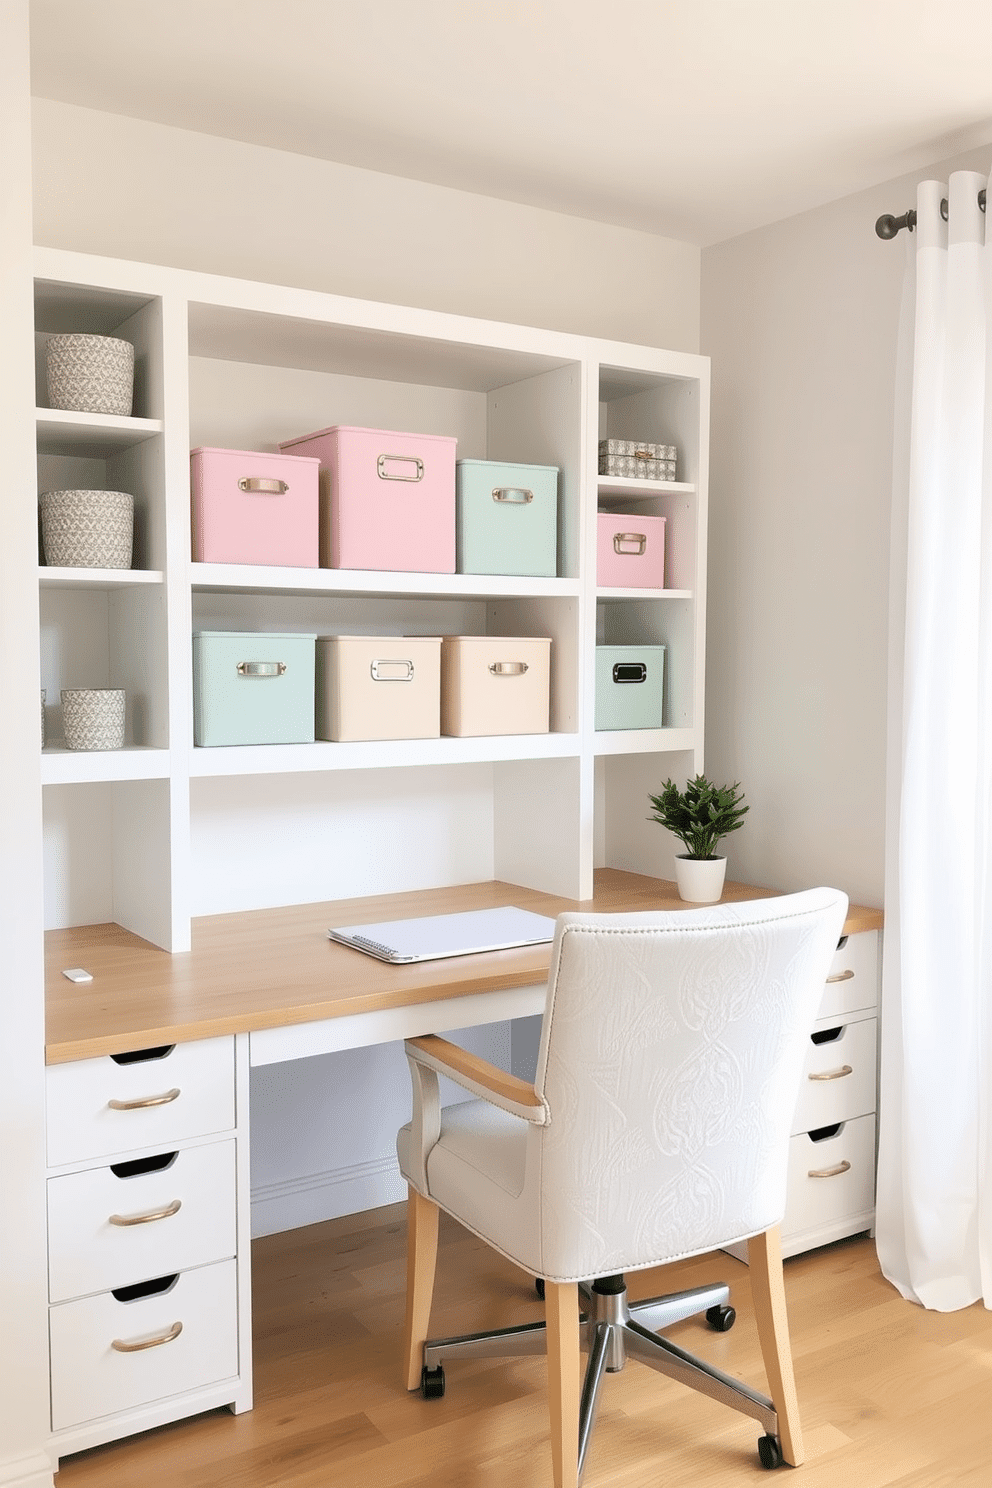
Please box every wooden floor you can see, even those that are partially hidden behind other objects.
[55,1206,992,1487]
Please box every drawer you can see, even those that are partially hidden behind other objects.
[782,1113,876,1240]
[50,1258,239,1431]
[815,929,879,1021]
[791,1016,877,1136]
[47,1038,235,1168]
[48,1139,236,1304]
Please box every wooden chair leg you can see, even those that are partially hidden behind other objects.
[403,1185,440,1391]
[545,1280,580,1488]
[748,1225,804,1466]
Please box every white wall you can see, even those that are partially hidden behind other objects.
[31,98,700,350]
[700,145,992,907]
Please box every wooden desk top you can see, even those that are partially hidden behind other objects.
[45,871,882,1064]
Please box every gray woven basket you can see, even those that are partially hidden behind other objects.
[61,689,126,751]
[46,333,135,416]
[40,489,134,569]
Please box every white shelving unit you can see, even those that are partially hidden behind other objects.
[34,247,710,950]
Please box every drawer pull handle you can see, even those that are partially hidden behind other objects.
[808,1064,853,1082]
[111,1320,183,1353]
[826,968,855,984]
[108,1087,181,1111]
[492,486,533,504]
[613,662,647,684]
[808,1160,852,1179]
[109,1198,182,1227]
[370,659,415,681]
[237,661,287,678]
[377,453,424,482]
[238,477,289,494]
[489,661,529,676]
[613,531,647,555]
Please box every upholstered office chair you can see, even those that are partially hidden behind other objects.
[396,888,848,1486]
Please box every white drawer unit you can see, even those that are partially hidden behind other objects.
[50,1258,239,1432]
[780,1113,877,1252]
[48,1138,237,1303]
[46,1037,236,1168]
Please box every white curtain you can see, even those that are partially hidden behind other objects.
[877,171,992,1310]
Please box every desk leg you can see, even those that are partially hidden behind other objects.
[404,1186,440,1392]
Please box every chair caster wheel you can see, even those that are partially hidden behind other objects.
[757,1434,783,1469]
[705,1304,736,1331]
[421,1364,445,1399]
[535,1277,545,1299]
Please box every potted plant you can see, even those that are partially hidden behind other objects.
[647,774,748,903]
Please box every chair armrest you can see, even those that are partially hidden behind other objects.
[405,1035,548,1124]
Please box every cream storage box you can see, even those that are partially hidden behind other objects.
[455,459,558,576]
[192,632,316,746]
[595,645,665,730]
[440,636,551,737]
[316,636,442,742]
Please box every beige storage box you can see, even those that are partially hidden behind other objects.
[317,635,442,742]
[440,635,551,737]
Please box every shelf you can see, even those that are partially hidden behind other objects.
[597,587,691,601]
[190,563,580,600]
[188,732,581,777]
[597,477,695,499]
[39,567,164,589]
[592,727,695,756]
[36,408,163,457]
[41,747,172,785]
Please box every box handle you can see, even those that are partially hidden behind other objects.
[237,661,287,678]
[807,1161,852,1179]
[612,662,647,684]
[377,453,424,482]
[808,1064,853,1082]
[613,532,647,555]
[492,486,534,504]
[634,449,654,460]
[371,659,415,681]
[109,1198,183,1228]
[112,1320,183,1354]
[488,661,529,676]
[238,477,289,494]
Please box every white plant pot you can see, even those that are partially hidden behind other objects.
[674,854,727,904]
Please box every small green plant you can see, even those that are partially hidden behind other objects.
[647,774,748,860]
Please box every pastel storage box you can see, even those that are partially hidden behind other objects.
[193,631,316,746]
[597,512,666,588]
[190,448,320,567]
[455,459,558,576]
[598,439,677,481]
[595,645,665,730]
[317,636,441,742]
[441,636,551,737]
[279,425,456,573]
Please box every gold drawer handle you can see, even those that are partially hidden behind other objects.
[826,968,855,984]
[808,1160,852,1179]
[109,1198,182,1228]
[613,531,647,555]
[237,661,287,678]
[488,661,529,676]
[808,1065,853,1082]
[377,452,424,482]
[492,486,533,504]
[238,477,289,494]
[370,659,415,681]
[108,1088,180,1111]
[111,1320,183,1353]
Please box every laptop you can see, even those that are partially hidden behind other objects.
[327,904,558,964]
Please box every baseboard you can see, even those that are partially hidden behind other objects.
[250,1154,407,1237]
[0,1450,55,1488]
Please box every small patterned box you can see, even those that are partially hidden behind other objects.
[598,439,677,482]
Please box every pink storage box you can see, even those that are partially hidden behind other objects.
[279,425,456,573]
[190,447,320,567]
[596,512,666,589]
[440,635,551,737]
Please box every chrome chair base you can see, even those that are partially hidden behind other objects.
[422,1276,782,1481]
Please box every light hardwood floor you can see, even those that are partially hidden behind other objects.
[55,1208,992,1487]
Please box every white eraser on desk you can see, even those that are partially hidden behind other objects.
[62,967,93,983]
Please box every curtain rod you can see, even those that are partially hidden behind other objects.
[876,188,987,238]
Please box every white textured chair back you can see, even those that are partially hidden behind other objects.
[532,889,848,1280]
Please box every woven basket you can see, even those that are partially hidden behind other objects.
[40,490,134,569]
[61,689,126,751]
[46,333,135,416]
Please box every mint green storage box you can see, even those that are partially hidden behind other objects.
[595,645,665,730]
[456,459,558,576]
[193,631,316,746]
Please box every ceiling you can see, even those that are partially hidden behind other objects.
[27,0,992,246]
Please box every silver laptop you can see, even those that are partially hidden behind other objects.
[327,905,557,964]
